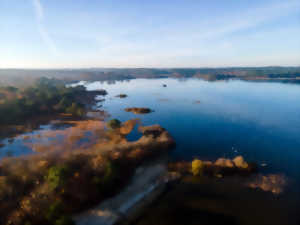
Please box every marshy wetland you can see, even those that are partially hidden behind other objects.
[1,77,300,225]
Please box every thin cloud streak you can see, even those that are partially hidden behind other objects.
[32,0,43,20]
[32,0,60,55]
[90,0,300,67]
[1,0,297,68]
[165,0,300,42]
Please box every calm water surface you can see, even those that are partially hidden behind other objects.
[86,78,300,181]
[1,78,300,182]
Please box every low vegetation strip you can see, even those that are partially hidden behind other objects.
[1,67,300,87]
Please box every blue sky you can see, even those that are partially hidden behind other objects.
[0,0,299,68]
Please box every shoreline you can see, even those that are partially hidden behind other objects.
[0,89,107,144]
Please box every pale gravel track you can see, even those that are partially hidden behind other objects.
[74,163,167,225]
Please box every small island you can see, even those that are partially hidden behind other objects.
[116,94,128,98]
[124,107,153,114]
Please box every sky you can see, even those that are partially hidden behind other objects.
[0,0,300,68]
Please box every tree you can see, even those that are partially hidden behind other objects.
[66,103,85,117]
[191,159,204,176]
[46,166,69,191]
[107,119,121,130]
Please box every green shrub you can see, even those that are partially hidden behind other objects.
[65,103,85,117]
[46,166,69,191]
[56,97,72,111]
[191,159,204,176]
[107,119,121,130]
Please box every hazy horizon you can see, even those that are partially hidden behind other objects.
[1,66,300,70]
[1,0,300,68]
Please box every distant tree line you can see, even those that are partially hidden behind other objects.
[1,67,300,87]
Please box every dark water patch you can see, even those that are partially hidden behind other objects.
[0,119,105,158]
[126,124,143,142]
[128,176,299,225]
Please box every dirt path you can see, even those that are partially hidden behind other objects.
[74,162,167,225]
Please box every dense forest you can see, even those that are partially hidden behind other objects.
[0,78,86,125]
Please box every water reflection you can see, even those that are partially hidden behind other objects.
[2,78,300,182]
[84,78,300,181]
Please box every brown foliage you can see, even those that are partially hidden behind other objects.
[0,121,175,225]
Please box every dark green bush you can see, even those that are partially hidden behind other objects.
[107,119,121,130]
[65,103,85,117]
[0,77,87,125]
[46,166,69,191]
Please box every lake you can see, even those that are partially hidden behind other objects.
[1,78,300,183]
[86,78,300,182]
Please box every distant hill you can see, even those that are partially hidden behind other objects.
[1,67,300,87]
